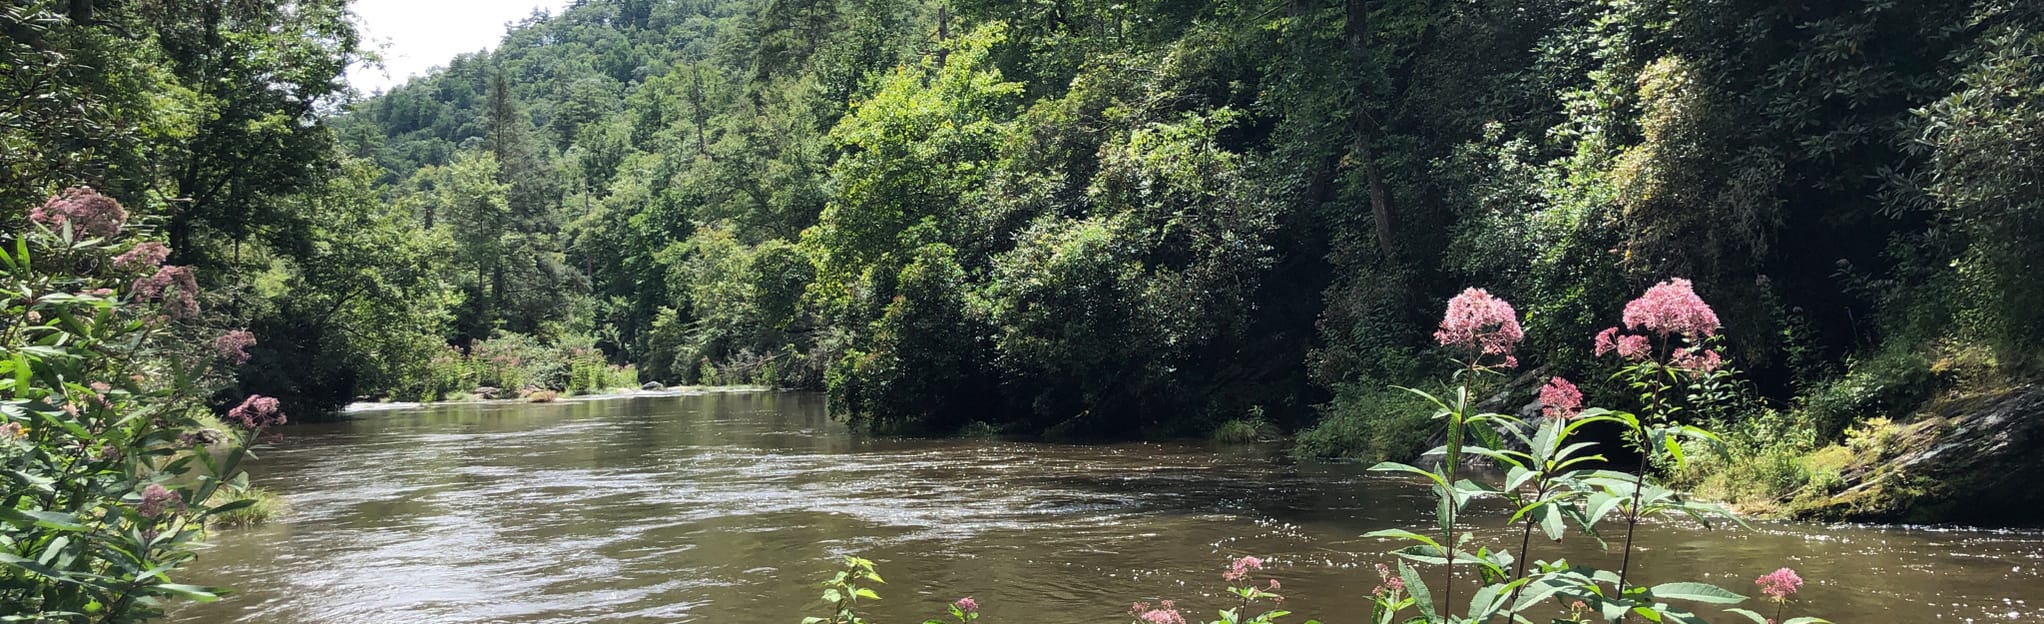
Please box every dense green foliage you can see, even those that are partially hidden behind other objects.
[2,191,276,620]
[13,0,2044,456]
[327,0,2044,449]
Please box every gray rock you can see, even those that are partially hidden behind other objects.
[1803,384,2044,525]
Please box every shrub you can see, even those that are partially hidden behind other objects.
[205,487,286,529]
[1801,347,1935,441]
[1294,386,1435,461]
[2,189,274,619]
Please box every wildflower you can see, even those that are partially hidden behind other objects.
[1672,347,1724,375]
[1434,287,1524,364]
[214,330,257,365]
[1224,555,1264,582]
[29,187,127,238]
[1594,327,1652,360]
[1621,278,1720,339]
[1756,567,1802,602]
[0,422,23,439]
[226,395,286,429]
[1372,562,1405,596]
[953,597,978,614]
[1617,334,1650,360]
[1540,377,1584,419]
[1129,601,1184,624]
[113,242,170,272]
[137,484,182,519]
[133,265,199,319]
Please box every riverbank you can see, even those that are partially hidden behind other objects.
[342,384,777,413]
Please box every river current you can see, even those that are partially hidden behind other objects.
[171,391,2043,623]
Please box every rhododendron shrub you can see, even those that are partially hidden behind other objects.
[2,189,275,620]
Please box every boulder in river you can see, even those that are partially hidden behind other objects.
[474,386,500,400]
[1790,383,2044,526]
[641,381,665,391]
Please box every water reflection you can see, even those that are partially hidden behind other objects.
[173,391,2044,623]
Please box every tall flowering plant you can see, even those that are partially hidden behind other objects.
[2,189,277,620]
[1362,281,1824,624]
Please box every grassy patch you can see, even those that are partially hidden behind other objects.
[206,487,285,529]
[1294,387,1435,461]
[1212,416,1277,444]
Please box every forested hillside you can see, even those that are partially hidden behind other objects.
[13,0,2043,468]
[331,0,2043,446]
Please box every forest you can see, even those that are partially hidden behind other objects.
[5,0,2044,620]
[10,0,2044,504]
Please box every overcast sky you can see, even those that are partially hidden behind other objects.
[347,0,577,93]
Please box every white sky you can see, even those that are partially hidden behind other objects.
[347,0,577,93]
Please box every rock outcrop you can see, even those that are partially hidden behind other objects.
[1792,384,2044,526]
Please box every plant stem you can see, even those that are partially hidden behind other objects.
[1615,365,1670,615]
[1501,482,1546,624]
[1441,383,1465,622]
[1614,450,1649,594]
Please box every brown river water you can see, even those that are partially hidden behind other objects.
[171,391,2043,623]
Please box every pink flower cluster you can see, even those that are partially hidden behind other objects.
[1128,601,1184,624]
[1672,347,1723,373]
[214,330,257,365]
[952,597,978,614]
[1223,555,1264,582]
[29,187,127,238]
[1593,327,1651,360]
[1594,279,1725,375]
[226,395,286,429]
[1434,287,1524,367]
[1371,562,1405,597]
[134,265,200,320]
[1756,567,1802,602]
[1539,377,1583,419]
[137,483,182,519]
[1621,278,1720,339]
[113,242,170,272]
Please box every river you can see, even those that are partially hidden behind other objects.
[170,391,2043,623]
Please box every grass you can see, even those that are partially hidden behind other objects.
[1212,417,1277,444]
[205,487,285,529]
[1294,387,1436,461]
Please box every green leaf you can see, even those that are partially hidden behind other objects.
[1540,504,1566,541]
[1398,561,1435,622]
[1721,608,1769,624]
[151,584,222,602]
[1467,583,1505,621]
[1647,582,1745,605]
[1364,528,1444,549]
[1369,461,1451,490]
[0,509,87,531]
[853,587,880,600]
